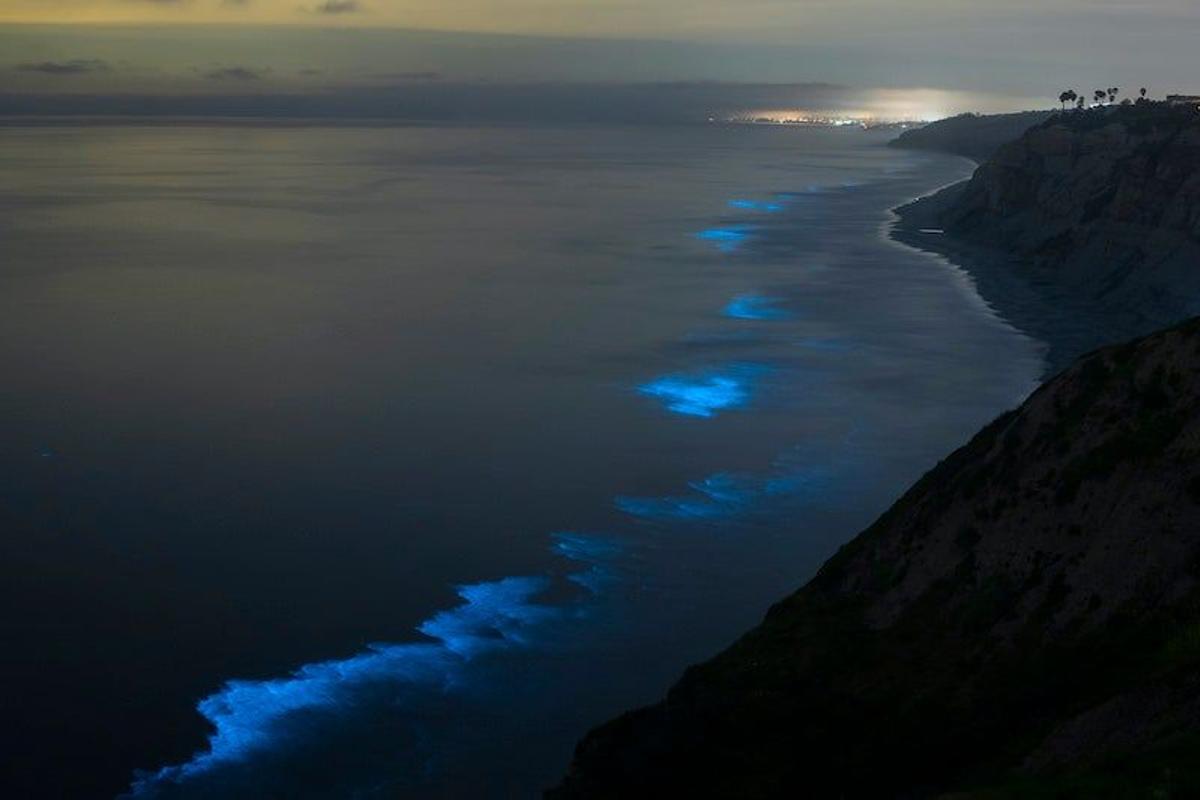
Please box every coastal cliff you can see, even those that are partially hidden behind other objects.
[888,110,1055,162]
[551,317,1200,799]
[895,101,1200,372]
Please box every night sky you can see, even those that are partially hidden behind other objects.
[2,0,1199,108]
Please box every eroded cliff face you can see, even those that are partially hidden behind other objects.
[941,103,1200,328]
[550,318,1200,799]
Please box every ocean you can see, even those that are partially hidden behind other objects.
[0,121,1042,798]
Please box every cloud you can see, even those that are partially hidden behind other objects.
[204,66,268,81]
[381,71,442,82]
[14,58,109,75]
[312,0,361,13]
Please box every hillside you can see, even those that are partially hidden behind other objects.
[889,110,1055,162]
[898,102,1200,369]
[550,317,1200,798]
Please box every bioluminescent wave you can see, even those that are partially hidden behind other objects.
[615,467,835,522]
[127,577,555,795]
[637,364,767,418]
[123,156,874,800]
[775,186,825,199]
[694,225,757,252]
[728,199,784,213]
[552,532,625,595]
[723,294,793,321]
[128,532,625,798]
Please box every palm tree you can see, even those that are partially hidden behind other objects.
[1059,90,1077,110]
[1140,87,1148,99]
[1108,87,1120,103]
[1095,89,1107,104]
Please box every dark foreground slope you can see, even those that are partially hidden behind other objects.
[895,101,1200,373]
[889,110,1055,162]
[551,318,1200,799]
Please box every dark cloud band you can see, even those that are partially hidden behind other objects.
[14,58,108,75]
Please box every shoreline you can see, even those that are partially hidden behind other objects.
[887,173,1145,378]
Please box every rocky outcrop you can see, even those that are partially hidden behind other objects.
[551,317,1200,798]
[889,110,1055,163]
[940,103,1200,336]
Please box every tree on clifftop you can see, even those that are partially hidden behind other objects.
[1059,90,1078,110]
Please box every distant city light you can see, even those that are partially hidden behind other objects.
[720,109,935,128]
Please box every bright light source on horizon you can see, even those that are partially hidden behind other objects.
[727,88,1045,126]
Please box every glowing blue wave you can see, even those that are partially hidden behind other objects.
[728,199,784,213]
[127,529,628,798]
[616,468,834,522]
[552,532,624,594]
[775,185,825,199]
[723,294,792,321]
[616,473,751,520]
[775,181,862,198]
[127,576,559,795]
[552,532,622,564]
[123,165,882,798]
[637,364,766,418]
[695,224,757,252]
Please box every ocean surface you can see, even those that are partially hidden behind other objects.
[0,122,1043,798]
